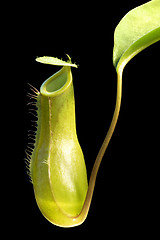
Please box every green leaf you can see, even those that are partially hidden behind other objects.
[113,0,160,71]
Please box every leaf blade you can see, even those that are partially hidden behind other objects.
[113,0,160,71]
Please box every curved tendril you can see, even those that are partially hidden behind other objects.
[76,67,123,222]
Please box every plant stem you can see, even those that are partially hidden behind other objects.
[77,68,123,222]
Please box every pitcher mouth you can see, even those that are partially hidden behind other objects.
[40,66,72,97]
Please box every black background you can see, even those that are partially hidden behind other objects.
[6,0,159,237]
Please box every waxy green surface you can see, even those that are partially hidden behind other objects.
[27,0,160,228]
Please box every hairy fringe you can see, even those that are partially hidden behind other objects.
[25,83,40,183]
